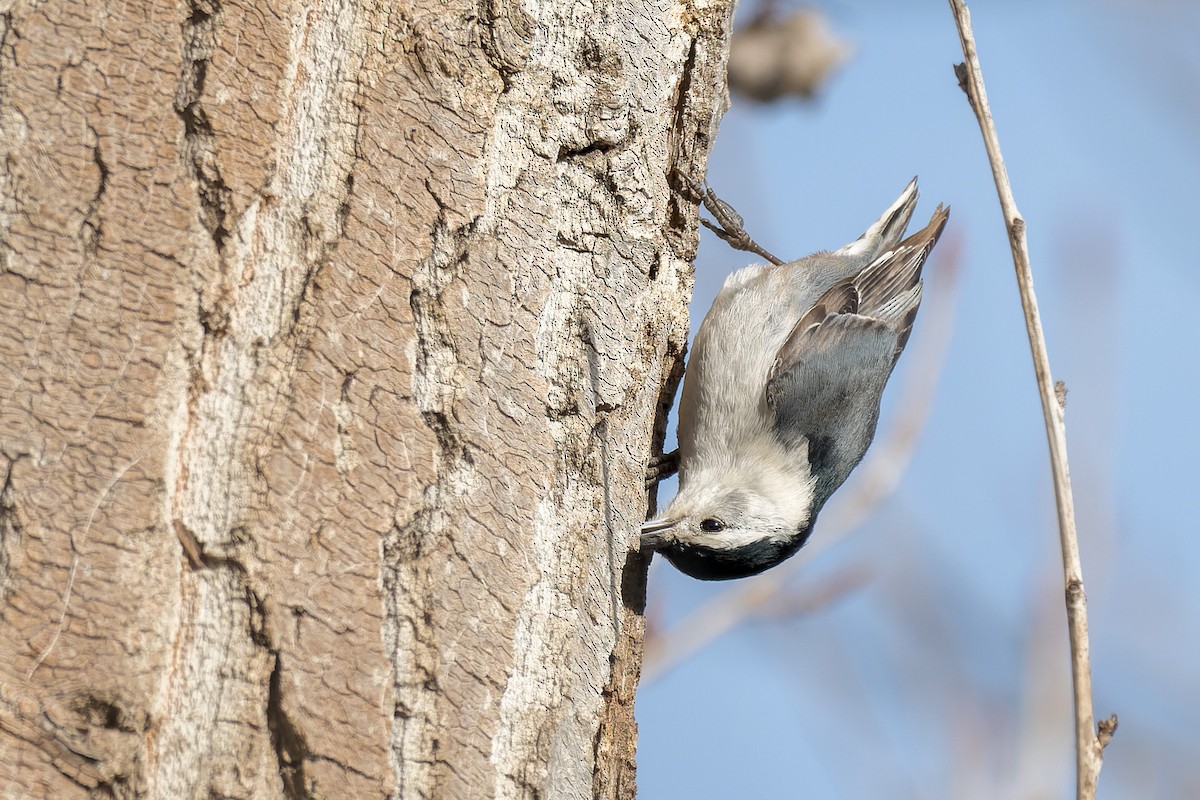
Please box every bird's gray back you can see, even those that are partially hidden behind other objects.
[677,252,873,467]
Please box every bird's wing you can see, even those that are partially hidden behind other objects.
[764,311,897,504]
[834,177,919,262]
[763,204,948,504]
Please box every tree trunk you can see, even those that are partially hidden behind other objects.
[0,0,730,797]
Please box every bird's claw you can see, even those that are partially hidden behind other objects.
[673,170,785,266]
[645,449,680,489]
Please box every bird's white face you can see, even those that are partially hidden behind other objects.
[648,484,791,547]
[641,467,817,580]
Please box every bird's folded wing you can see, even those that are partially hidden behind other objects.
[764,312,897,502]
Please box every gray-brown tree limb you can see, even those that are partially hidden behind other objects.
[0,0,735,796]
[947,2,1116,798]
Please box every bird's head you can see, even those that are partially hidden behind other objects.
[640,465,817,581]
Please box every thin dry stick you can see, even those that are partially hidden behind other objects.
[947,2,1116,797]
[644,241,961,681]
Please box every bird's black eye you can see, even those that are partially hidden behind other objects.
[699,518,725,533]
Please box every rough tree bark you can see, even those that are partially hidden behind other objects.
[0,0,731,797]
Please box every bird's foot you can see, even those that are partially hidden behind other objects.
[674,170,784,266]
[645,449,680,488]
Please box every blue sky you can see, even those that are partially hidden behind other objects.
[637,2,1200,797]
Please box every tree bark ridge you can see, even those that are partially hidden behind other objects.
[0,0,734,797]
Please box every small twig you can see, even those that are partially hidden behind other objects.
[1097,714,1118,749]
[947,2,1113,797]
[643,239,961,680]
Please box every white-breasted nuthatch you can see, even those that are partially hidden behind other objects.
[643,179,948,580]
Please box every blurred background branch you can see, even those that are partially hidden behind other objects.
[727,5,852,102]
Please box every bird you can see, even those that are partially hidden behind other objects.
[641,178,948,580]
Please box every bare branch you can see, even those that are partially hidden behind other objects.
[947,2,1114,796]
[754,563,872,619]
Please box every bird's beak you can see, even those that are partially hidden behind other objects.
[639,518,678,550]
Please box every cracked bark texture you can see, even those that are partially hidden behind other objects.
[0,0,731,798]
